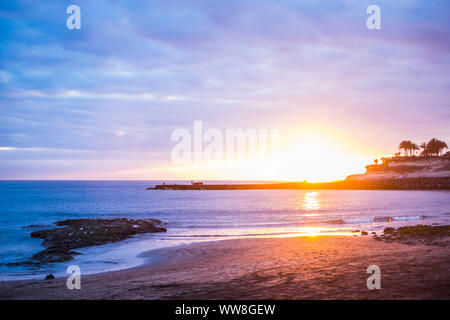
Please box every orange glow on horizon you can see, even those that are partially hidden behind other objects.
[110,128,376,182]
[162,130,373,182]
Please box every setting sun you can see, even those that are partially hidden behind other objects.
[149,129,374,182]
[278,136,371,182]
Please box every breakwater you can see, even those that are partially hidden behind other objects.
[148,177,450,190]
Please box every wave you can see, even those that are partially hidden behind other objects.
[287,215,430,226]
[336,215,429,224]
[391,216,425,221]
[158,230,342,239]
[344,218,374,223]
[178,215,430,230]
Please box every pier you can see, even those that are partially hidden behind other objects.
[147,177,450,190]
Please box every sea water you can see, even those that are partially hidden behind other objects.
[1,180,449,280]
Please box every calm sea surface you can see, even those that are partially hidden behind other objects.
[1,181,449,280]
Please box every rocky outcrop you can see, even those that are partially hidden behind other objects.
[374,225,450,246]
[341,177,450,190]
[13,218,166,266]
[351,157,450,180]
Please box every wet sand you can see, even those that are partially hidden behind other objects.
[0,236,449,299]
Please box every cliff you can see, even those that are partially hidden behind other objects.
[347,156,450,181]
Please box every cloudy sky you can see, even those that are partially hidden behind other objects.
[0,0,449,180]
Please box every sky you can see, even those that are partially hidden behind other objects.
[0,0,449,181]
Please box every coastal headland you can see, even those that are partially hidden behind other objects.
[150,156,450,190]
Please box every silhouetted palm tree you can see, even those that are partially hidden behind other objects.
[411,143,419,156]
[422,138,448,156]
[420,142,427,156]
[438,141,448,155]
[399,140,419,156]
[432,139,448,156]
[399,140,411,156]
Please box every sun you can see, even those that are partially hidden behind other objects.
[153,128,373,182]
[277,136,369,182]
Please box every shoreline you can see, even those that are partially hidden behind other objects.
[2,220,449,282]
[1,234,449,299]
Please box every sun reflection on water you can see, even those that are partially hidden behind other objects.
[302,191,321,211]
[272,226,354,238]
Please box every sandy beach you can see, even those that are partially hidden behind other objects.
[0,235,449,300]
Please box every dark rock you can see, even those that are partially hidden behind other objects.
[45,274,55,280]
[361,231,368,236]
[32,247,77,263]
[23,224,51,229]
[23,218,167,266]
[377,225,450,247]
[396,225,449,238]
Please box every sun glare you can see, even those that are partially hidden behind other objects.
[302,191,321,210]
[277,135,370,182]
[152,129,373,182]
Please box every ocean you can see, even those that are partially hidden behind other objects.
[1,180,449,281]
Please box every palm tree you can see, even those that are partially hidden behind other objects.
[420,142,428,156]
[399,140,419,156]
[438,140,448,156]
[374,159,379,165]
[411,143,419,156]
[424,138,448,156]
[399,140,411,156]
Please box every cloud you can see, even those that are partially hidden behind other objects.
[0,0,449,178]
